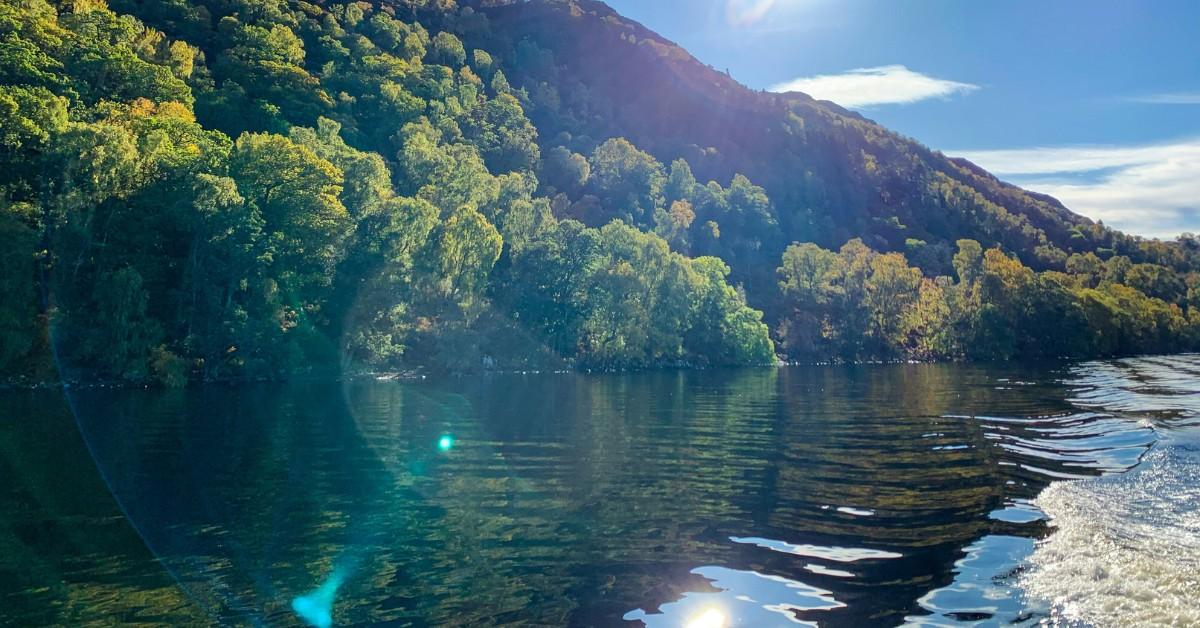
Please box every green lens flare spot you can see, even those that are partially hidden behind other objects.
[438,435,454,451]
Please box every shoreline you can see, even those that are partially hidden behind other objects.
[4,352,1194,391]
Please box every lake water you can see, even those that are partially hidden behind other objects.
[1,356,1197,626]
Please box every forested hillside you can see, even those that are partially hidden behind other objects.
[1,0,1197,385]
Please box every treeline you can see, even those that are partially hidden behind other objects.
[0,0,772,384]
[776,239,1200,361]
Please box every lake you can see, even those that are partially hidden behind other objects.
[2,356,1197,626]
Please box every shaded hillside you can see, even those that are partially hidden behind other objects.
[467,0,1182,273]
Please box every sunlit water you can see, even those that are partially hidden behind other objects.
[0,357,1196,626]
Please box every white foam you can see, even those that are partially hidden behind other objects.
[1022,444,1200,627]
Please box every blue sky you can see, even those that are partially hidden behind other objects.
[605,0,1200,238]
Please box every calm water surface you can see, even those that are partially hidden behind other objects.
[1,356,1198,626]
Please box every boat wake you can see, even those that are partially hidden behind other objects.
[1020,355,1200,627]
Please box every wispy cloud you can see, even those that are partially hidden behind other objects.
[954,138,1200,239]
[768,65,978,108]
[725,0,778,27]
[1125,91,1200,105]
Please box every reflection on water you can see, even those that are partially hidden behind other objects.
[906,534,1036,626]
[728,537,903,562]
[625,565,845,627]
[0,357,1195,626]
[0,391,206,626]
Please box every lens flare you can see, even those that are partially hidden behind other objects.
[438,434,454,452]
[291,569,345,628]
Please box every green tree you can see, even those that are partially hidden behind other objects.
[229,132,350,305]
[688,256,775,365]
[429,31,465,66]
[587,138,665,226]
[776,242,836,356]
[821,239,876,358]
[1125,263,1186,304]
[461,93,540,174]
[397,118,499,213]
[653,199,694,252]
[80,267,162,380]
[416,204,502,315]
[864,252,922,355]
[901,277,953,359]
[541,146,589,196]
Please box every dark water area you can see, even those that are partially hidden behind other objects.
[1,357,1197,626]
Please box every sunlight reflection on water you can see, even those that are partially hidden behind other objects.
[625,564,842,627]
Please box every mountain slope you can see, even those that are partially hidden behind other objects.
[467,0,1166,271]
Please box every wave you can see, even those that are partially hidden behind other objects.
[1020,355,1200,627]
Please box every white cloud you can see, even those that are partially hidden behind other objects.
[1126,92,1200,105]
[954,138,1200,239]
[768,65,979,108]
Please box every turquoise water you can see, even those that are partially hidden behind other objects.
[1,358,1196,626]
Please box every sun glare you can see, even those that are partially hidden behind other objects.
[686,607,728,628]
[725,0,778,26]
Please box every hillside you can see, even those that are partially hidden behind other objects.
[471,1,1172,271]
[0,0,1197,385]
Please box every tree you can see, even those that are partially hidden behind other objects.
[952,239,984,288]
[470,48,494,80]
[1125,263,1186,304]
[3,0,1196,385]
[213,22,330,126]
[654,199,694,252]
[61,9,193,105]
[429,31,465,66]
[901,278,953,359]
[491,219,599,356]
[339,197,438,368]
[778,243,836,311]
[1066,251,1104,287]
[571,222,691,366]
[461,93,540,174]
[688,257,775,365]
[587,138,665,226]
[821,239,876,358]
[416,205,502,314]
[541,146,589,196]
[396,118,499,213]
[81,267,162,380]
[229,133,351,305]
[290,118,392,220]
[664,159,698,206]
[865,252,922,355]
[0,85,69,162]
